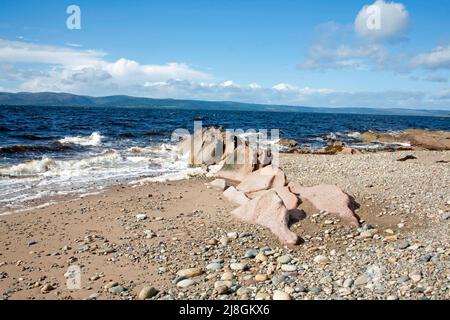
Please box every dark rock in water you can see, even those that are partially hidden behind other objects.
[397,155,417,162]
[279,138,298,148]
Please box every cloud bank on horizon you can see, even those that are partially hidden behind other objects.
[0,0,449,110]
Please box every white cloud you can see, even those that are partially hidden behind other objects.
[354,0,410,42]
[412,45,450,70]
[0,39,105,66]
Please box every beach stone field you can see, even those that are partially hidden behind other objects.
[0,151,449,300]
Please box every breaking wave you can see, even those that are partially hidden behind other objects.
[58,132,104,146]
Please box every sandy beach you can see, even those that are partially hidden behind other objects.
[0,150,449,300]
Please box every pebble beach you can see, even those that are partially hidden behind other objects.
[0,150,449,300]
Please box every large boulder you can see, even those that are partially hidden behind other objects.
[288,182,360,227]
[231,190,299,245]
[223,186,250,206]
[216,144,257,182]
[236,165,286,193]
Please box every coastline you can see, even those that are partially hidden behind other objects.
[0,150,449,300]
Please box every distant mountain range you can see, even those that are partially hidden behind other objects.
[0,91,448,117]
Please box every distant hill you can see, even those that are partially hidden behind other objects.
[0,91,448,117]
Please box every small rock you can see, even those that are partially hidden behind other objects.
[136,214,147,221]
[40,283,54,293]
[109,285,126,295]
[410,273,422,283]
[255,274,268,282]
[281,264,297,272]
[343,278,354,288]
[313,255,329,264]
[176,268,203,278]
[271,275,288,286]
[138,286,158,300]
[397,240,410,249]
[227,232,238,239]
[277,254,292,264]
[354,275,368,286]
[397,275,410,283]
[221,272,234,281]
[387,295,399,300]
[255,253,268,262]
[244,249,258,259]
[273,290,291,300]
[177,279,195,288]
[207,179,227,191]
[419,255,432,263]
[206,262,222,271]
[230,263,248,271]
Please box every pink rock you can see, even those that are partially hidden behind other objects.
[231,190,299,245]
[274,187,299,211]
[206,179,227,191]
[223,186,250,206]
[236,165,286,193]
[216,144,257,183]
[288,182,360,226]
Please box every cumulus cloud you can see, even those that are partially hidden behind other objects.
[0,39,210,93]
[412,45,450,70]
[354,0,410,42]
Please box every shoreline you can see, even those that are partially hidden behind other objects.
[0,150,449,300]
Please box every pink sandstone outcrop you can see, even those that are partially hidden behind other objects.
[178,127,360,245]
[231,190,299,245]
[288,182,360,227]
[223,186,250,206]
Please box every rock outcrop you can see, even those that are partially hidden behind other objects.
[178,127,360,244]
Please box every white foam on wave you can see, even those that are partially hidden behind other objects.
[0,143,197,213]
[59,132,104,146]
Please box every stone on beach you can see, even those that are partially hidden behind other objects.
[206,179,227,191]
[223,186,250,206]
[176,268,203,278]
[231,190,299,245]
[288,182,360,226]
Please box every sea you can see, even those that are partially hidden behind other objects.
[1,105,449,214]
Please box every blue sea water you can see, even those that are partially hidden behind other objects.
[0,105,449,213]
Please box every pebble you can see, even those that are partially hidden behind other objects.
[397,240,410,249]
[221,272,234,281]
[398,275,410,283]
[277,254,292,264]
[271,275,288,286]
[177,279,195,288]
[387,295,399,300]
[176,268,203,278]
[136,214,147,221]
[343,278,354,288]
[40,283,54,293]
[138,286,158,300]
[281,264,297,272]
[230,263,248,271]
[108,285,126,295]
[255,274,268,282]
[272,290,291,300]
[244,249,258,259]
[227,232,238,239]
[313,255,329,264]
[354,275,368,286]
[310,287,322,294]
[410,273,422,283]
[255,252,268,262]
[206,262,223,271]
[419,255,432,263]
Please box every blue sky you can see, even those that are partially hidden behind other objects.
[0,0,450,109]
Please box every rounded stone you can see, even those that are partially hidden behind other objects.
[273,290,291,300]
[138,286,158,300]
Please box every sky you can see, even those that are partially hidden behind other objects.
[0,0,450,110]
